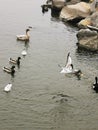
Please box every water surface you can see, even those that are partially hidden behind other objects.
[0,0,98,130]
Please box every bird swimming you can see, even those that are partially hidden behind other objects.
[9,57,21,66]
[4,83,12,92]
[93,77,98,92]
[60,52,83,78]
[3,65,15,75]
[21,49,27,56]
[16,29,30,41]
[60,52,74,74]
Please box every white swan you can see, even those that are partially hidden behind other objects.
[4,83,12,92]
[16,29,30,41]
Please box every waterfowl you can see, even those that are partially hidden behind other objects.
[4,83,12,92]
[41,5,48,13]
[60,52,73,74]
[74,69,83,79]
[60,53,83,77]
[16,29,30,41]
[3,65,15,75]
[21,49,27,56]
[66,52,72,68]
[60,64,73,74]
[93,77,98,92]
[9,57,21,66]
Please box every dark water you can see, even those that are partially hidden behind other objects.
[0,0,98,130]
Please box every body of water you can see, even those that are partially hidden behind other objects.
[0,0,98,130]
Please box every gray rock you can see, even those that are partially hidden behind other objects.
[77,28,98,51]
[60,2,91,21]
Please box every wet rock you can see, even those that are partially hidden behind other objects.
[60,2,91,21]
[76,28,98,51]
[52,0,66,9]
[78,11,98,28]
[77,28,97,40]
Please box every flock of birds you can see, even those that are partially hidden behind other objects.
[3,28,31,92]
[2,28,98,93]
[59,52,98,93]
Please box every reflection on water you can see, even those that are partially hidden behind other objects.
[0,0,98,130]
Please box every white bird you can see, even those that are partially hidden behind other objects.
[60,53,83,78]
[60,52,73,74]
[21,49,27,56]
[4,83,12,92]
[16,29,30,41]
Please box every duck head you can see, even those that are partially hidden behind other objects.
[11,65,15,69]
[26,29,30,33]
[18,57,21,60]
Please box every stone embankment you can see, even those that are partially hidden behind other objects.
[42,0,98,51]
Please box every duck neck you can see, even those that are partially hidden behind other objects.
[26,31,30,37]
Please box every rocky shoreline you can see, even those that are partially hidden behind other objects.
[41,0,98,52]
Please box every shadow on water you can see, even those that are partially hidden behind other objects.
[51,8,61,18]
[50,9,80,29]
[76,48,98,57]
[24,40,30,50]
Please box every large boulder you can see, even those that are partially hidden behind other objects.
[76,28,98,51]
[78,11,98,27]
[60,2,91,21]
[52,0,65,9]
